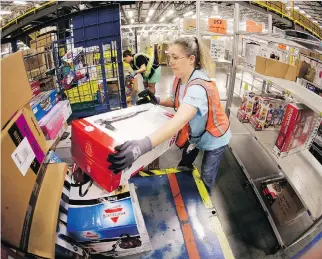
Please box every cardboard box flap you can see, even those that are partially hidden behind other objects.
[265,59,289,78]
[28,163,67,258]
[1,52,33,129]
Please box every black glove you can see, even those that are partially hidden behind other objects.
[107,137,152,172]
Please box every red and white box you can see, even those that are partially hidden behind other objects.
[274,103,315,157]
[237,91,260,123]
[71,104,177,192]
[39,100,72,139]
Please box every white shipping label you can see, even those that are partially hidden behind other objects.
[11,137,36,176]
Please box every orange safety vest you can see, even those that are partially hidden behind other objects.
[172,77,230,148]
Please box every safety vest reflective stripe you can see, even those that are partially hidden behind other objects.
[133,53,154,79]
[172,77,229,148]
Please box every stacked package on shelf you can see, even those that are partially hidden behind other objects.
[30,89,58,121]
[39,100,72,140]
[66,169,151,257]
[249,93,291,131]
[273,103,315,157]
[54,126,73,165]
[71,103,177,192]
[237,91,260,123]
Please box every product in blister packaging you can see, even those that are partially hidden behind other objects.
[249,94,289,131]
[237,91,260,122]
[274,103,315,157]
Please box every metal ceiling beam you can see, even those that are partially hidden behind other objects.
[120,5,129,24]
[152,1,172,22]
[238,1,293,28]
[1,1,80,39]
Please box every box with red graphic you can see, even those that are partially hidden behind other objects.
[71,103,177,193]
[274,103,315,157]
[237,91,260,122]
[67,180,151,257]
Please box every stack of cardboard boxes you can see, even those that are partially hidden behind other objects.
[1,52,68,258]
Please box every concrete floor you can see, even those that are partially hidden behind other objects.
[135,66,322,258]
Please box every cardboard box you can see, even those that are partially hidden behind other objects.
[255,56,298,81]
[26,65,47,79]
[39,100,72,140]
[158,43,169,65]
[67,181,151,256]
[1,52,33,129]
[30,89,58,121]
[39,76,57,91]
[271,183,306,226]
[250,94,289,131]
[274,103,315,157]
[24,52,47,71]
[237,91,260,122]
[1,160,67,258]
[71,104,177,192]
[31,33,57,49]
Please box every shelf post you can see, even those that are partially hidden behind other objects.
[196,0,201,38]
[226,3,240,114]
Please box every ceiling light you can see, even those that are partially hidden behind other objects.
[128,10,133,18]
[294,6,299,10]
[183,11,193,17]
[173,17,179,22]
[148,9,155,16]
[306,14,312,18]
[0,10,12,15]
[13,1,27,5]
[312,20,318,23]
[159,17,165,22]
[286,6,291,10]
[192,15,196,19]
[167,10,174,16]
[130,18,134,24]
[299,10,305,14]
[145,17,150,23]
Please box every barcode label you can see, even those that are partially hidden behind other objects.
[11,137,35,176]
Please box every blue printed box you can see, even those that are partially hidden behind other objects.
[30,89,57,121]
[67,189,139,242]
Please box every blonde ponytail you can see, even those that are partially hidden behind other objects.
[172,36,215,77]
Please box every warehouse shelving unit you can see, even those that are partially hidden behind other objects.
[190,2,322,250]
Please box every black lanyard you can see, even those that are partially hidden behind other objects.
[174,69,196,111]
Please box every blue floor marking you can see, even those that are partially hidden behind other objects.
[176,171,225,259]
[129,175,189,259]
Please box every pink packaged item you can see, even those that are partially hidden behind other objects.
[39,100,72,139]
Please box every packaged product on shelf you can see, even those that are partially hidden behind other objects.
[249,94,289,131]
[274,103,315,157]
[30,81,41,97]
[1,158,67,258]
[55,126,73,165]
[30,89,58,121]
[1,51,33,129]
[271,183,306,226]
[56,174,88,258]
[71,103,177,192]
[67,175,151,257]
[237,91,260,122]
[39,100,72,140]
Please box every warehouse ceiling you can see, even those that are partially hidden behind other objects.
[0,1,321,38]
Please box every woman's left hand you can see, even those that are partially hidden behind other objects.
[107,137,152,172]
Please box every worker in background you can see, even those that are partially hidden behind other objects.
[109,37,231,195]
[123,48,161,95]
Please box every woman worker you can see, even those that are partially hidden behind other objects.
[110,37,231,195]
[123,49,161,95]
